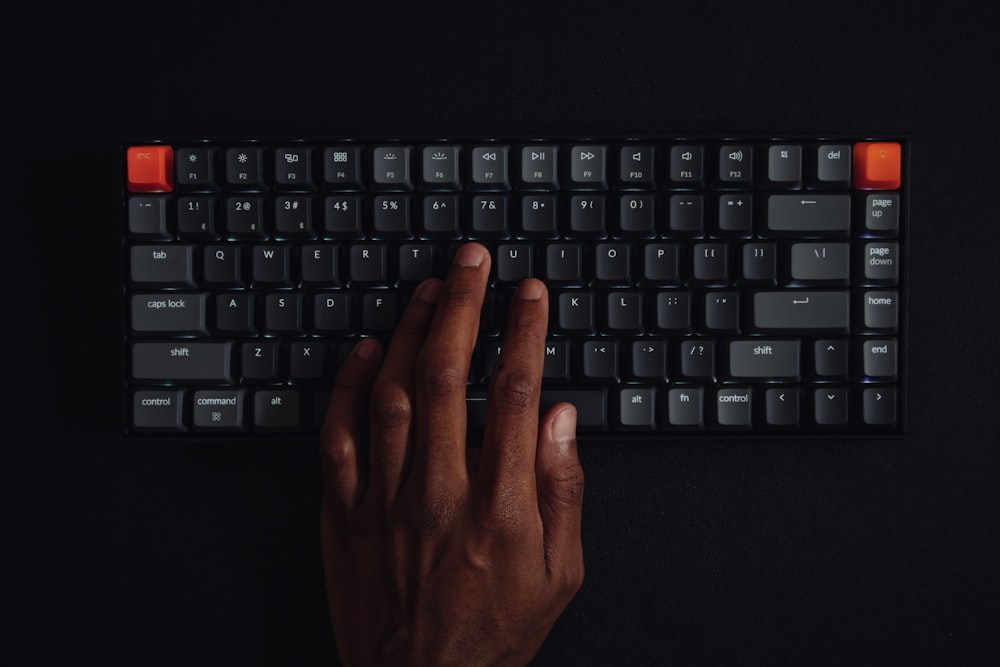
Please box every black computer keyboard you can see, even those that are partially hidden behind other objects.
[123,137,905,437]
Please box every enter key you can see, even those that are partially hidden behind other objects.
[752,290,849,333]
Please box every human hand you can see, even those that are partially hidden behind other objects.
[319,243,585,667]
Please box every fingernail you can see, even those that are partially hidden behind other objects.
[415,279,442,303]
[353,337,379,360]
[517,279,544,301]
[453,244,487,268]
[552,405,578,450]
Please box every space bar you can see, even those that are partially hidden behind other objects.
[466,388,608,429]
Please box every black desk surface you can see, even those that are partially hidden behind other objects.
[6,2,999,665]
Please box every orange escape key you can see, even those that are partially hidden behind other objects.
[127,145,174,192]
[853,141,901,190]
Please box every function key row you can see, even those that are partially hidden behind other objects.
[126,141,902,194]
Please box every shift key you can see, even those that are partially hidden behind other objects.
[132,342,234,383]
[753,291,849,332]
[728,339,800,380]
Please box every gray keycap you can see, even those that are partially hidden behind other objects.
[728,340,800,380]
[767,194,850,233]
[863,290,898,330]
[715,388,752,427]
[422,145,460,188]
[667,387,704,427]
[192,389,246,430]
[753,291,849,331]
[816,145,851,186]
[131,342,234,382]
[132,389,185,431]
[254,390,301,429]
[863,242,899,283]
[863,387,896,425]
[814,387,848,425]
[131,292,208,335]
[865,193,899,232]
[569,145,607,186]
[521,145,558,186]
[619,387,655,428]
[470,146,509,187]
[767,145,802,186]
[130,245,195,286]
[790,243,850,282]
[128,196,169,239]
[765,388,799,426]
[862,339,897,379]
[372,146,412,188]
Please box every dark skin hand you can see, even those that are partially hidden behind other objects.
[319,243,585,667]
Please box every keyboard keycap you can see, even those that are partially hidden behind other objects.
[765,388,800,426]
[470,146,510,188]
[254,390,301,429]
[752,291,849,332]
[131,342,234,383]
[132,389,185,431]
[226,147,265,187]
[130,245,195,287]
[127,145,174,193]
[128,197,170,239]
[766,194,850,234]
[862,387,896,426]
[618,387,655,428]
[727,339,799,381]
[131,293,208,335]
[853,142,901,190]
[372,146,412,189]
[192,389,246,430]
[521,145,558,187]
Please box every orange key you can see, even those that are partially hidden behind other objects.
[853,141,901,190]
[127,145,174,192]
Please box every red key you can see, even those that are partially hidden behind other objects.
[127,145,174,192]
[853,141,901,190]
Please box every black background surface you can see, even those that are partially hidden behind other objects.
[4,1,999,665]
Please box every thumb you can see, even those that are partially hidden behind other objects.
[536,403,585,586]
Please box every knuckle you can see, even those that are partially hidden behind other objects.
[543,462,586,509]
[491,365,539,411]
[369,383,412,429]
[417,357,467,397]
[319,433,354,469]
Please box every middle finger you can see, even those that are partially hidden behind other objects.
[412,243,491,491]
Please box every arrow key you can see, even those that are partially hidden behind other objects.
[813,386,848,426]
[814,339,848,378]
[765,387,800,426]
[863,387,896,426]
